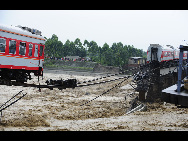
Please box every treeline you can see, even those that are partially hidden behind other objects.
[44,34,146,67]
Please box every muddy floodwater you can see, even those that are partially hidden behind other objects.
[0,68,188,131]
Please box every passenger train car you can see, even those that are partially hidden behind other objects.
[0,24,45,82]
[147,44,187,67]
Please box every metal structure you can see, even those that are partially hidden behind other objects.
[177,45,188,92]
[162,45,188,107]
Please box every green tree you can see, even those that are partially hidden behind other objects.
[74,38,86,57]
[45,34,63,57]
[44,34,147,66]
[74,38,82,48]
[87,41,99,61]
[63,39,71,57]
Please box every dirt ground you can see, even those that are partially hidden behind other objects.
[0,69,188,131]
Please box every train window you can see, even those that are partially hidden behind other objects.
[168,52,171,56]
[19,42,26,56]
[29,44,33,57]
[9,40,16,54]
[164,52,168,56]
[0,38,6,53]
[40,46,43,57]
[34,45,38,57]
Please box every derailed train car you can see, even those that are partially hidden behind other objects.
[147,44,187,67]
[0,24,45,82]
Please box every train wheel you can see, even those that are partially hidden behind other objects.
[15,71,27,83]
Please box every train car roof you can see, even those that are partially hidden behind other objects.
[149,44,175,51]
[0,24,45,43]
[162,46,175,51]
[130,57,143,59]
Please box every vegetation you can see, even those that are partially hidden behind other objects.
[44,59,95,71]
[44,34,146,67]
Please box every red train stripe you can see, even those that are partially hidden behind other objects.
[0,65,39,70]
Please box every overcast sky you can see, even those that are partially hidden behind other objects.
[1,10,188,51]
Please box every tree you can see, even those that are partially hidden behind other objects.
[74,38,82,48]
[87,41,99,61]
[88,41,99,54]
[103,48,114,66]
[83,39,90,50]
[74,38,86,57]
[63,39,71,57]
[44,34,147,66]
[45,34,63,57]
[102,42,109,53]
[101,43,113,66]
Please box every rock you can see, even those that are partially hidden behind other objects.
[85,92,90,95]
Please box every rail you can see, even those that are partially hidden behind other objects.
[0,90,27,121]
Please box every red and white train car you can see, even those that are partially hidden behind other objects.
[0,24,45,82]
[147,44,187,67]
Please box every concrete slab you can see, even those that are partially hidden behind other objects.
[162,84,188,107]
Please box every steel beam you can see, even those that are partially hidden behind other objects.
[177,45,184,92]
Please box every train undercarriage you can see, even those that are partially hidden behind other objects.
[0,68,43,83]
[149,59,187,69]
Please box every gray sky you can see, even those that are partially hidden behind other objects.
[1,10,188,51]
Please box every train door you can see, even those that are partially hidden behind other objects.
[151,47,158,62]
[149,47,160,75]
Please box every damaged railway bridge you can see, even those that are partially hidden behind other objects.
[133,62,186,103]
